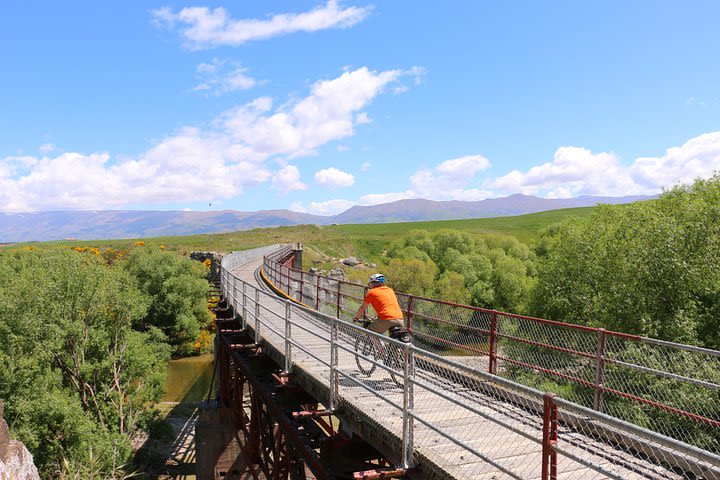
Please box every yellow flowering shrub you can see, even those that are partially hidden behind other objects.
[193,330,213,353]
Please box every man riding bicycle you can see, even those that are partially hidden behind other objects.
[353,273,405,335]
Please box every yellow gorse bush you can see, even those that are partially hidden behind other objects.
[194,330,212,353]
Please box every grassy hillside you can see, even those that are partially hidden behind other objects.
[9,207,595,260]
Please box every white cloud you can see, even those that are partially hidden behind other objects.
[355,112,371,124]
[152,1,372,50]
[337,144,350,152]
[409,154,492,199]
[39,143,56,154]
[360,190,416,205]
[272,165,306,195]
[360,161,372,171]
[193,59,258,95]
[292,198,355,216]
[435,155,490,178]
[0,130,272,212]
[489,132,720,197]
[222,67,404,159]
[1,67,405,212]
[491,147,635,196]
[629,132,720,190]
[393,66,425,94]
[356,154,493,204]
[314,167,354,187]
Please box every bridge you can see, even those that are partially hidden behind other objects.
[199,244,720,479]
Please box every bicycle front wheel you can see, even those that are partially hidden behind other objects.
[355,335,378,376]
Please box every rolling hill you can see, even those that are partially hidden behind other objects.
[0,194,653,242]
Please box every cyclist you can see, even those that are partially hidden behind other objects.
[353,273,405,334]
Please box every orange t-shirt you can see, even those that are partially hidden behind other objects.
[364,285,404,320]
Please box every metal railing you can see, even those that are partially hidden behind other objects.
[218,245,720,479]
[261,248,720,457]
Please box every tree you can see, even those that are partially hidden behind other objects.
[0,248,171,477]
[531,174,720,348]
[122,248,211,354]
[384,258,438,297]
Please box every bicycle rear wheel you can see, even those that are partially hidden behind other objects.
[385,344,404,387]
[355,335,378,376]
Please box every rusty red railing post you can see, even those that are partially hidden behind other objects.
[542,392,558,480]
[336,281,342,318]
[489,312,498,375]
[594,328,606,412]
[316,274,321,310]
[299,271,304,304]
[406,295,414,334]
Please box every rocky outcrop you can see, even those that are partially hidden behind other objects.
[0,402,40,480]
[190,251,224,279]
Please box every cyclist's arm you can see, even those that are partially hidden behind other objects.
[353,302,369,321]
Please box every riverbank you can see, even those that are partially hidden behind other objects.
[132,353,215,478]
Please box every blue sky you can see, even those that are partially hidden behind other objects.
[1,1,719,215]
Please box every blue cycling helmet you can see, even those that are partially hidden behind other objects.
[369,273,385,284]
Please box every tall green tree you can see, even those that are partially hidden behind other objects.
[122,248,211,354]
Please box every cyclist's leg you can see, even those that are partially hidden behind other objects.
[368,318,403,334]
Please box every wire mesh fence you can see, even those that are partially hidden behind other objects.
[260,249,720,458]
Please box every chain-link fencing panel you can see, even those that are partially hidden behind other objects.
[411,349,547,479]
[339,281,365,322]
[495,314,599,409]
[553,396,720,480]
[602,335,720,453]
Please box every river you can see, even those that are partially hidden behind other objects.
[162,353,215,403]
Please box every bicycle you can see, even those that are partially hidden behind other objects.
[353,317,412,388]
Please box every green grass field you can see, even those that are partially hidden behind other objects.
[10,207,594,261]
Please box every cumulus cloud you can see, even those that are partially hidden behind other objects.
[1,67,404,212]
[490,147,637,196]
[272,165,307,194]
[314,167,354,187]
[489,134,720,197]
[291,198,355,216]
[221,67,403,159]
[0,130,272,212]
[152,1,372,50]
[193,59,258,95]
[360,190,416,205]
[629,132,720,190]
[410,154,493,200]
[355,154,493,204]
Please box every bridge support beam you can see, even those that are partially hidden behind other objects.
[197,312,407,480]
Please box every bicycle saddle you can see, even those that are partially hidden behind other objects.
[389,326,411,343]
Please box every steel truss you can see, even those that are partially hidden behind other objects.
[214,312,404,480]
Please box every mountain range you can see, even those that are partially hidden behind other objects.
[0,194,653,243]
